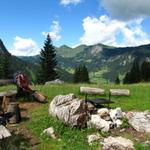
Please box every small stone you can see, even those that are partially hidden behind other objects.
[109,107,123,121]
[43,127,57,139]
[87,133,101,144]
[114,119,122,128]
[97,108,109,118]
[120,128,125,132]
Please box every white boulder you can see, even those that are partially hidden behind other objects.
[87,115,112,132]
[97,108,109,118]
[49,94,87,128]
[102,136,134,150]
[109,107,123,121]
[126,111,150,133]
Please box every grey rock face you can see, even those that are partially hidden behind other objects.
[49,94,88,128]
[102,136,134,150]
[126,111,150,133]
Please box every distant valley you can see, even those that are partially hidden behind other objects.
[1,39,150,83]
[19,43,150,83]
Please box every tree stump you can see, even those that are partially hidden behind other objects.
[7,102,21,124]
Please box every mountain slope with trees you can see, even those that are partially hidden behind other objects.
[22,43,150,83]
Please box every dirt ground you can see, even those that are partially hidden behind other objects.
[7,102,41,149]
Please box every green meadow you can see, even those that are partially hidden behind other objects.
[0,83,150,150]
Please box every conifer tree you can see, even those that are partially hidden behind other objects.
[123,58,141,84]
[3,55,12,78]
[73,65,89,83]
[141,61,150,81]
[0,55,12,79]
[115,75,120,84]
[37,35,58,83]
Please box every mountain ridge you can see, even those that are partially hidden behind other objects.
[1,38,150,83]
[19,42,150,82]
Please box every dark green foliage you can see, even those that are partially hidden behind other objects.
[123,72,130,84]
[73,65,89,83]
[120,118,130,128]
[124,59,150,84]
[0,55,13,79]
[37,35,58,83]
[115,75,120,84]
[123,59,141,84]
[141,61,150,81]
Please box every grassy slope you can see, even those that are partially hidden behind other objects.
[0,83,150,150]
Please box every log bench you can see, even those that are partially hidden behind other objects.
[80,87,114,108]
[109,89,130,96]
[0,90,17,112]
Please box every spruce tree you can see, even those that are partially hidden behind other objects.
[123,72,130,84]
[3,55,12,78]
[115,75,120,84]
[37,35,58,83]
[123,59,141,84]
[141,61,150,81]
[82,65,90,83]
[129,59,141,83]
[0,55,12,79]
[73,65,89,83]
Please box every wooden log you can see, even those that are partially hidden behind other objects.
[32,91,47,103]
[0,125,11,139]
[2,96,10,112]
[110,89,130,96]
[0,79,14,86]
[7,102,21,124]
[80,87,105,95]
[0,90,17,98]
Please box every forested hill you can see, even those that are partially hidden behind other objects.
[19,43,150,82]
[0,39,37,81]
[1,38,150,83]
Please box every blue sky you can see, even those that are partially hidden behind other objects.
[1,0,150,56]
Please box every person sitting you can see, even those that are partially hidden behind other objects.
[14,73,34,98]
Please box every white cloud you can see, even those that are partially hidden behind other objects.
[10,36,39,56]
[80,15,150,47]
[60,0,82,6]
[101,0,150,21]
[42,21,61,41]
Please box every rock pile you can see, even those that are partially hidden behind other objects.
[49,94,126,131]
[87,107,125,131]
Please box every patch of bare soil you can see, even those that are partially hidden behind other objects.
[110,127,150,143]
[7,102,41,149]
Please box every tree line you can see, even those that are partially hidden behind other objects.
[0,55,12,79]
[123,59,150,84]
[1,35,149,85]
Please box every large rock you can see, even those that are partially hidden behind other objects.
[0,125,11,139]
[49,94,87,128]
[109,107,123,121]
[87,115,113,132]
[126,111,150,133]
[102,136,134,150]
